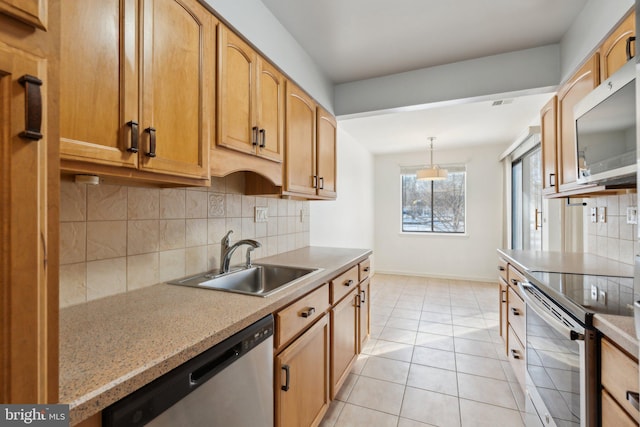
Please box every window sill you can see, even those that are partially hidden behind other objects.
[399,231,469,238]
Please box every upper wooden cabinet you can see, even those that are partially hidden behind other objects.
[0,0,47,30]
[60,0,213,184]
[540,96,558,195]
[316,107,337,199]
[556,53,599,192]
[600,11,636,81]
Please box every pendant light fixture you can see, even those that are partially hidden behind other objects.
[417,137,448,181]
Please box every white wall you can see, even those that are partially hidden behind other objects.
[373,144,505,282]
[310,128,375,252]
[201,0,334,111]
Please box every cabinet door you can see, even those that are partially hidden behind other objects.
[275,315,330,427]
[316,107,337,199]
[358,279,370,352]
[60,0,138,169]
[285,82,317,196]
[331,288,358,398]
[557,54,599,191]
[600,11,635,80]
[140,0,212,179]
[0,0,46,30]
[218,26,257,156]
[256,58,284,162]
[540,96,557,194]
[0,39,57,403]
[499,277,508,343]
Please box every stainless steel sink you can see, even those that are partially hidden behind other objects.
[167,264,321,297]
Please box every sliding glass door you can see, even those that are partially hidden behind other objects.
[512,146,542,250]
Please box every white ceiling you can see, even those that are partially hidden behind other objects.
[260,0,588,153]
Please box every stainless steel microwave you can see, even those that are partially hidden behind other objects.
[575,60,636,186]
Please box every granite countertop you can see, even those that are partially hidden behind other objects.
[498,249,638,357]
[59,246,371,425]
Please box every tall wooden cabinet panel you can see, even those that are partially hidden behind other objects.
[0,0,47,29]
[557,53,599,192]
[540,96,558,195]
[330,288,358,398]
[285,81,317,197]
[275,314,330,427]
[60,0,138,169]
[600,11,636,80]
[60,0,212,182]
[0,3,59,403]
[316,107,337,199]
[139,0,211,179]
[256,58,285,162]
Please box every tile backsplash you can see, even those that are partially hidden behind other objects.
[584,193,638,265]
[59,173,310,308]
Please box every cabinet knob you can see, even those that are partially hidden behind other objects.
[497,266,505,271]
[300,307,315,318]
[363,266,370,272]
[344,279,354,287]
[510,307,520,316]
[510,349,521,360]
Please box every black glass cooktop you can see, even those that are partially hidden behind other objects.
[527,271,634,319]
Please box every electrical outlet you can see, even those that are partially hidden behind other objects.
[254,206,268,223]
[599,290,607,305]
[598,207,607,223]
[627,206,638,224]
[590,207,598,223]
[591,285,598,300]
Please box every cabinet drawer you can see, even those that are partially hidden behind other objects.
[275,283,330,349]
[507,286,525,341]
[359,258,371,282]
[497,258,508,282]
[601,337,640,423]
[508,265,527,299]
[330,265,359,304]
[602,389,637,427]
[507,325,526,391]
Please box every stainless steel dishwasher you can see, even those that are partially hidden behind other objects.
[103,315,274,427]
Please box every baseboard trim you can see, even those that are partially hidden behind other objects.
[373,269,495,284]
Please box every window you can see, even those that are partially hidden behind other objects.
[401,165,466,233]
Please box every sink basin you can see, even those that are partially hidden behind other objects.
[167,264,321,297]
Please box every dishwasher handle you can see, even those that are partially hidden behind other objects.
[189,344,241,386]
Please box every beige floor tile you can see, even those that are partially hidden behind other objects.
[407,364,458,396]
[455,353,506,380]
[400,387,461,427]
[361,337,377,355]
[378,326,417,345]
[319,400,344,427]
[457,373,518,410]
[453,325,493,342]
[418,321,454,336]
[459,399,524,427]
[334,373,358,402]
[454,338,499,359]
[371,339,414,362]
[422,303,452,314]
[398,418,438,427]
[334,403,399,427]
[415,332,455,351]
[451,315,487,329]
[391,307,422,320]
[420,311,452,324]
[351,354,369,375]
[412,346,456,371]
[395,300,424,311]
[361,356,410,384]
[347,376,405,415]
[451,306,483,317]
[386,317,420,331]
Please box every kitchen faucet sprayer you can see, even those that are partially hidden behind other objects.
[220,230,261,273]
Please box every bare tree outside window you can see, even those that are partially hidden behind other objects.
[401,166,466,233]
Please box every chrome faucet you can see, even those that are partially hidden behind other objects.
[220,230,261,273]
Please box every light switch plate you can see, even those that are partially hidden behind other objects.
[590,207,598,223]
[254,206,268,223]
[627,206,638,224]
[591,285,598,301]
[598,207,607,223]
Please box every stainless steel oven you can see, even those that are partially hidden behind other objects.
[517,281,598,427]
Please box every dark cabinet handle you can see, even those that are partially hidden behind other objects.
[145,127,156,157]
[18,75,43,141]
[319,177,324,189]
[363,266,370,272]
[312,175,318,189]
[344,279,354,287]
[259,128,266,148]
[627,36,636,61]
[252,126,259,146]
[127,121,139,153]
[498,266,505,271]
[281,365,290,391]
[361,289,366,304]
[501,290,507,303]
[549,173,555,187]
[510,349,521,360]
[626,391,639,411]
[511,307,520,316]
[300,307,315,318]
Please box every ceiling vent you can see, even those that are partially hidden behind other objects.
[491,99,514,106]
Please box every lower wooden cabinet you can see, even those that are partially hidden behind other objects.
[358,278,370,352]
[330,287,359,399]
[602,389,637,427]
[275,314,330,427]
[601,337,640,425]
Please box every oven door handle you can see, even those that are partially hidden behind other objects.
[516,281,585,340]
